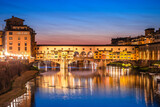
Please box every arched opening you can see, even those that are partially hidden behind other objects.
[87,51,93,58]
[80,51,86,57]
[74,51,79,57]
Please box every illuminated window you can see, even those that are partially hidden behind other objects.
[9,32,12,35]
[9,37,12,40]
[9,42,12,45]
[18,37,20,40]
[9,46,12,50]
[18,47,20,51]
[24,37,27,40]
[25,47,27,51]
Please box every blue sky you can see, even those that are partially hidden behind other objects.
[0,0,160,44]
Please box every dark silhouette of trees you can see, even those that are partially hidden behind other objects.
[0,61,30,94]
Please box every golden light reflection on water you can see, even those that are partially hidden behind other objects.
[7,66,160,107]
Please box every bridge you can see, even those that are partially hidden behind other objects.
[34,45,139,74]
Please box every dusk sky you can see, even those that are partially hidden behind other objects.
[0,0,160,44]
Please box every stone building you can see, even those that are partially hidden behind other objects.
[3,16,36,60]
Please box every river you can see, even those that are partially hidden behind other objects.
[7,65,160,107]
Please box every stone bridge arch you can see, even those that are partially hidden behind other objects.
[80,51,87,58]
[87,51,94,58]
[74,51,79,58]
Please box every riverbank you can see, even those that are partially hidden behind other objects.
[0,70,38,107]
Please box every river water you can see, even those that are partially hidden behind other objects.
[7,65,160,107]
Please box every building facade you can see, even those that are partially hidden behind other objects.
[35,45,137,61]
[112,28,160,45]
[139,42,160,61]
[2,16,36,60]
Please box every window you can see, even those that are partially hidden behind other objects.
[118,48,120,50]
[83,48,85,50]
[9,37,12,40]
[25,47,27,51]
[90,48,92,50]
[18,42,20,46]
[9,46,12,50]
[25,42,27,46]
[76,48,77,50]
[9,32,12,35]
[18,47,20,51]
[97,48,99,50]
[18,37,20,40]
[125,48,127,51]
[24,37,27,40]
[9,42,12,45]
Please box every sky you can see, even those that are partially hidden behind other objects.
[0,0,160,45]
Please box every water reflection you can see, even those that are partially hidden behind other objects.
[7,80,35,107]
[8,66,160,107]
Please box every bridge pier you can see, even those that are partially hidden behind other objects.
[60,58,69,75]
[38,61,40,70]
[45,62,47,72]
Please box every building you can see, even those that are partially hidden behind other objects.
[0,31,4,60]
[139,42,160,61]
[36,45,137,61]
[0,31,3,45]
[112,28,160,45]
[145,28,155,37]
[3,16,36,60]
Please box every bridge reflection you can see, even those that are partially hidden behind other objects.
[7,66,160,107]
